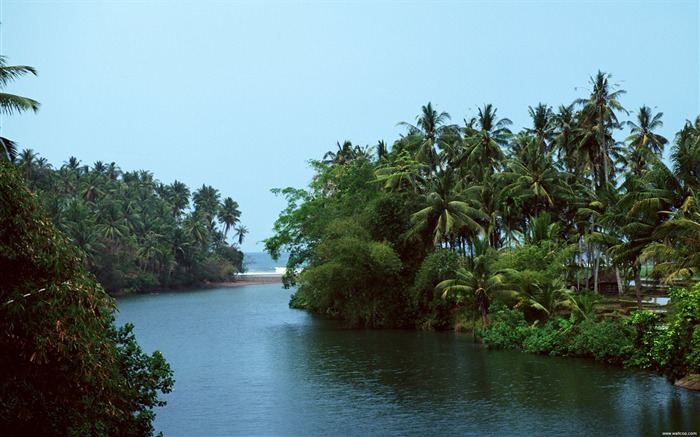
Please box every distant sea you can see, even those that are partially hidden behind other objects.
[242,251,289,274]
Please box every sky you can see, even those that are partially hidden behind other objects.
[1,0,698,253]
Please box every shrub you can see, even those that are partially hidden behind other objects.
[480,305,530,349]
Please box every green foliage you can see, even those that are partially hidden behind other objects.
[479,305,531,349]
[566,319,633,364]
[481,307,634,365]
[293,219,405,327]
[14,152,245,293]
[409,250,463,330]
[627,285,700,381]
[262,74,700,380]
[0,162,173,436]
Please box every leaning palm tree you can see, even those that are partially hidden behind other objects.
[0,56,40,162]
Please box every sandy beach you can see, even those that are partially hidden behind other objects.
[214,273,283,287]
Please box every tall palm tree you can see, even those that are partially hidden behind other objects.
[397,102,456,173]
[575,71,627,190]
[192,184,221,225]
[525,103,555,152]
[552,103,580,173]
[0,56,40,162]
[460,103,512,180]
[499,137,572,218]
[219,197,241,242]
[625,105,668,158]
[167,180,190,221]
[16,148,37,183]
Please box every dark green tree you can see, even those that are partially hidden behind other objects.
[0,161,174,436]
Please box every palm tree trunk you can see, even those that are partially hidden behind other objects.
[615,267,623,297]
[593,244,600,294]
[634,264,643,311]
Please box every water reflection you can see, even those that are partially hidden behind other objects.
[116,285,700,437]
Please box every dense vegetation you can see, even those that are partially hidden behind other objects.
[266,71,700,382]
[1,160,174,435]
[11,151,247,294]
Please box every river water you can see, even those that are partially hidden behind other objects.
[115,284,700,437]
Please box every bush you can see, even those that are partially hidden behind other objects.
[627,285,700,381]
[480,305,530,349]
[522,319,569,355]
[567,319,633,364]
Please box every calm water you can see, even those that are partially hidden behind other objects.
[115,285,700,437]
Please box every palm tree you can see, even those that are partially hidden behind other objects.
[575,71,627,190]
[410,168,486,251]
[436,238,518,327]
[0,56,40,162]
[499,137,572,218]
[183,211,210,250]
[192,184,221,225]
[219,197,241,242]
[167,180,190,221]
[374,150,427,194]
[552,103,580,173]
[625,106,668,158]
[397,102,456,172]
[515,274,575,321]
[234,225,248,246]
[525,103,555,151]
[460,103,512,180]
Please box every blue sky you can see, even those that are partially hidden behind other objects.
[2,0,698,252]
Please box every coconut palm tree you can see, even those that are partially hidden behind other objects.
[499,137,573,219]
[374,150,427,194]
[552,103,580,173]
[219,197,241,242]
[234,225,248,246]
[460,103,512,180]
[525,103,555,151]
[397,102,456,173]
[436,238,518,327]
[625,106,668,158]
[192,184,220,225]
[574,71,627,190]
[410,168,486,250]
[0,56,40,162]
[166,180,190,221]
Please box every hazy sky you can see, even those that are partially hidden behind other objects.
[2,1,698,253]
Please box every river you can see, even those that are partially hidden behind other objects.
[115,284,700,437]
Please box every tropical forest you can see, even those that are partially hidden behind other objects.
[265,71,700,387]
[11,151,247,294]
[0,55,246,434]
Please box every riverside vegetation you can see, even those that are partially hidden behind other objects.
[265,71,700,386]
[0,56,204,435]
[9,152,247,294]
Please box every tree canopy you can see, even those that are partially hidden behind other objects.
[0,160,174,436]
